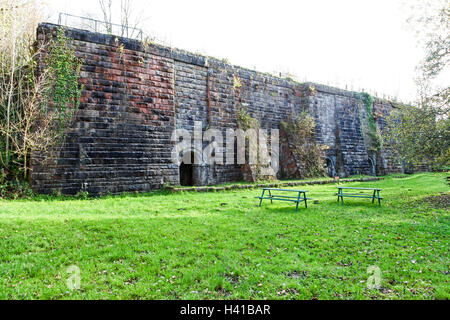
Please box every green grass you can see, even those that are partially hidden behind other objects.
[0,173,448,300]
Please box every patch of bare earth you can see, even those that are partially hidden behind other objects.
[422,193,450,209]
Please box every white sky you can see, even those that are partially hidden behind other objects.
[44,0,430,102]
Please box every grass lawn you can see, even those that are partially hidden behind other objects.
[0,173,448,300]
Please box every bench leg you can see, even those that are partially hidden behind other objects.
[372,190,376,204]
[377,190,381,207]
[303,192,308,209]
[259,190,265,208]
[295,192,301,212]
[340,190,344,205]
[268,190,273,204]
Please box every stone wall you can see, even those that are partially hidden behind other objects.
[32,23,403,195]
[33,24,179,194]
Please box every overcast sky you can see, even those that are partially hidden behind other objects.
[44,0,429,102]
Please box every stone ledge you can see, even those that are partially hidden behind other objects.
[170,177,384,193]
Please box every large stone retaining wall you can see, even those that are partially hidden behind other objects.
[32,23,402,195]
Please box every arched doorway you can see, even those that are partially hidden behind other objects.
[368,157,376,176]
[325,157,336,178]
[179,149,206,186]
[179,152,194,186]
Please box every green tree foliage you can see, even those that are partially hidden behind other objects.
[383,104,449,171]
[385,0,450,172]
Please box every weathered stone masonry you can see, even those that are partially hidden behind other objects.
[32,23,402,195]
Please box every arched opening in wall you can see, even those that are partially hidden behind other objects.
[180,152,194,186]
[326,158,336,178]
[368,157,376,176]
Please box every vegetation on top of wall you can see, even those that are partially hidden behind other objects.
[114,37,125,62]
[356,92,382,152]
[281,111,327,178]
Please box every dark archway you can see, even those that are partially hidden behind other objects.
[368,157,376,176]
[326,157,336,177]
[180,152,195,186]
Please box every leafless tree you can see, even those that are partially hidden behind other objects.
[406,0,449,114]
[1,0,81,181]
[95,0,147,39]
[0,0,42,170]
[98,0,113,33]
[382,0,450,171]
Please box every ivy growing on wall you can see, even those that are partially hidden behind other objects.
[356,92,382,152]
[42,28,83,134]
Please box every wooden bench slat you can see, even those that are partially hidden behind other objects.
[335,193,383,197]
[335,194,383,199]
[257,196,312,201]
[257,197,310,203]
[337,187,382,191]
[262,194,301,199]
[336,186,383,206]
[258,188,310,211]
[263,188,308,192]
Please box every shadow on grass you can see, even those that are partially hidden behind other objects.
[333,201,384,208]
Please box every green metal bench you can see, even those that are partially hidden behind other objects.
[257,188,311,211]
[336,187,383,206]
